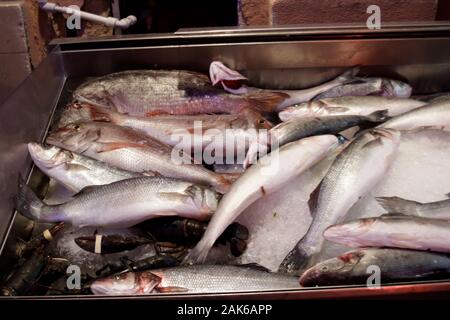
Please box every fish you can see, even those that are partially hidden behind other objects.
[28,143,141,192]
[73,70,288,116]
[60,103,272,155]
[184,135,339,264]
[278,128,401,275]
[45,122,231,193]
[244,111,388,166]
[209,61,357,111]
[15,176,219,228]
[90,265,299,295]
[378,99,450,131]
[313,77,412,100]
[279,96,426,122]
[324,214,450,253]
[299,248,450,287]
[75,235,152,254]
[376,195,450,220]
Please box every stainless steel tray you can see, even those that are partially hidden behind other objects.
[2,23,450,299]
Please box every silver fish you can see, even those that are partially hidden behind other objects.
[28,143,140,192]
[184,135,339,264]
[376,195,450,220]
[279,96,426,122]
[324,214,450,253]
[314,77,412,100]
[300,248,450,287]
[279,128,401,275]
[60,103,271,155]
[209,61,357,110]
[91,265,299,295]
[46,122,231,193]
[15,176,218,228]
[378,99,450,131]
[74,70,288,116]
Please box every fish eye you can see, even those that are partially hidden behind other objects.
[259,119,266,124]
[74,125,80,131]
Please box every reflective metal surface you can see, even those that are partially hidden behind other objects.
[2,24,450,299]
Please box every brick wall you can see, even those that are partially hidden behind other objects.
[239,0,439,26]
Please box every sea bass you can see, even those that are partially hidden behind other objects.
[300,248,450,287]
[279,96,426,122]
[28,143,140,192]
[324,214,450,253]
[378,99,450,131]
[90,265,299,295]
[314,77,412,100]
[46,122,231,193]
[279,128,401,275]
[209,61,357,110]
[58,103,271,155]
[376,195,450,220]
[184,135,339,264]
[15,176,219,228]
[244,111,387,166]
[73,70,288,116]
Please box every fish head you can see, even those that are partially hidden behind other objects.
[28,143,73,169]
[299,251,365,286]
[74,84,114,109]
[323,217,377,246]
[383,79,412,98]
[46,123,101,153]
[90,271,161,295]
[57,103,92,128]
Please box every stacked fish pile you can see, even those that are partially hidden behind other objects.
[4,61,450,295]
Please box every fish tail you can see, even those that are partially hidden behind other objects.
[15,176,61,222]
[183,237,213,264]
[246,91,290,113]
[376,196,420,215]
[278,245,312,276]
[367,109,390,123]
[15,176,44,221]
[337,66,360,84]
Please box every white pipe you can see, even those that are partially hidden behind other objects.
[38,0,137,29]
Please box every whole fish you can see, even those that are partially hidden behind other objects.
[46,122,231,193]
[378,99,450,131]
[279,128,401,275]
[28,143,140,192]
[59,103,271,155]
[90,265,299,295]
[314,77,412,100]
[279,96,426,122]
[15,176,219,228]
[300,248,450,287]
[184,135,339,264]
[75,235,152,254]
[324,214,450,253]
[376,195,450,220]
[74,70,288,116]
[209,61,356,110]
[245,111,387,166]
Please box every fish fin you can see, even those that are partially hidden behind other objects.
[96,142,146,153]
[65,163,91,172]
[238,263,270,272]
[145,110,170,117]
[375,196,420,215]
[278,246,311,276]
[87,105,114,123]
[246,91,290,113]
[366,109,390,123]
[72,185,97,197]
[183,237,212,264]
[155,286,189,293]
[308,181,323,216]
[337,66,360,82]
